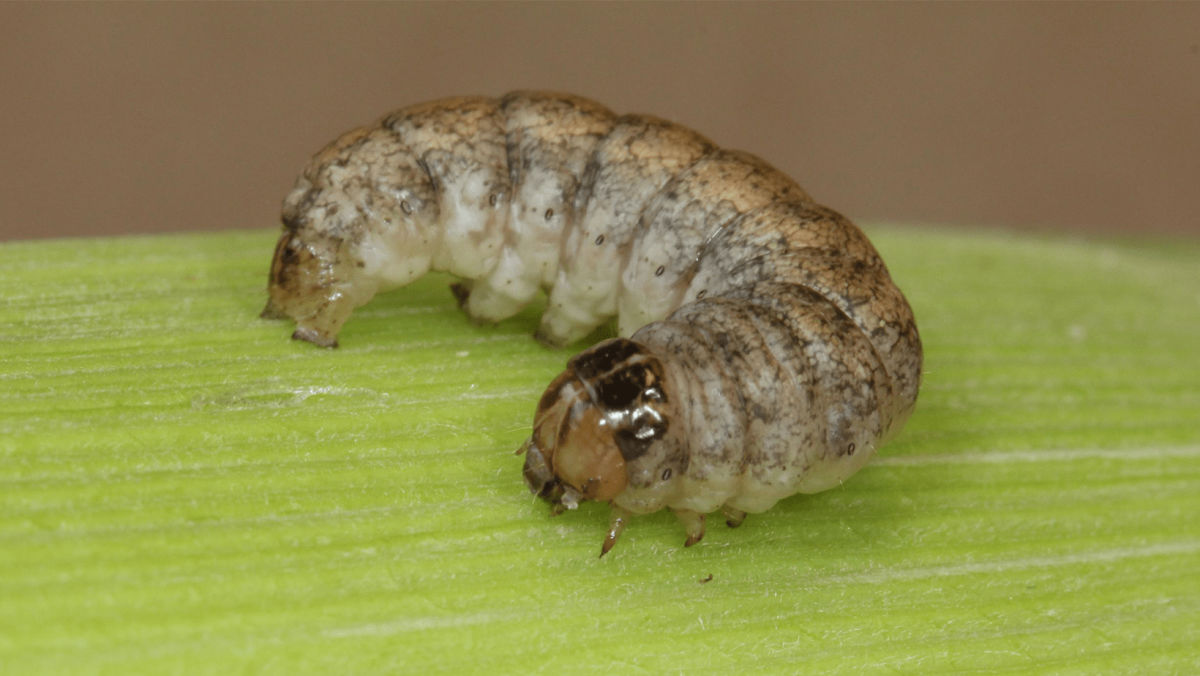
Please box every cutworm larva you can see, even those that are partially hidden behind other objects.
[263,91,922,555]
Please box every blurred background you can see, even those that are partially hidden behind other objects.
[1,2,1197,241]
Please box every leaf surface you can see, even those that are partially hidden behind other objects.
[2,227,1198,673]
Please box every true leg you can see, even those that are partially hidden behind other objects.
[600,505,632,557]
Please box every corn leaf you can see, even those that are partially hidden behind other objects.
[2,227,1198,673]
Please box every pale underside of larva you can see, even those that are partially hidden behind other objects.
[263,91,923,556]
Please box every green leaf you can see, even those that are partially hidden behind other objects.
[2,226,1198,673]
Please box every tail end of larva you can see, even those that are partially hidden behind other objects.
[260,297,288,320]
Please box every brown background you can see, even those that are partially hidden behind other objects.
[2,2,1197,242]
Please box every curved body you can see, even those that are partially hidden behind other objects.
[264,91,922,554]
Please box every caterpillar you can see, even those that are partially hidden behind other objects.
[262,91,923,555]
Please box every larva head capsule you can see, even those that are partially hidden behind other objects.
[520,338,672,512]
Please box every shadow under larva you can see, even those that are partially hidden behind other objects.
[262,91,923,556]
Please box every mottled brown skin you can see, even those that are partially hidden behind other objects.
[262,120,439,347]
[539,114,714,346]
[265,91,922,555]
[263,91,616,347]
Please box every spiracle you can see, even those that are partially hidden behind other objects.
[263,91,922,555]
